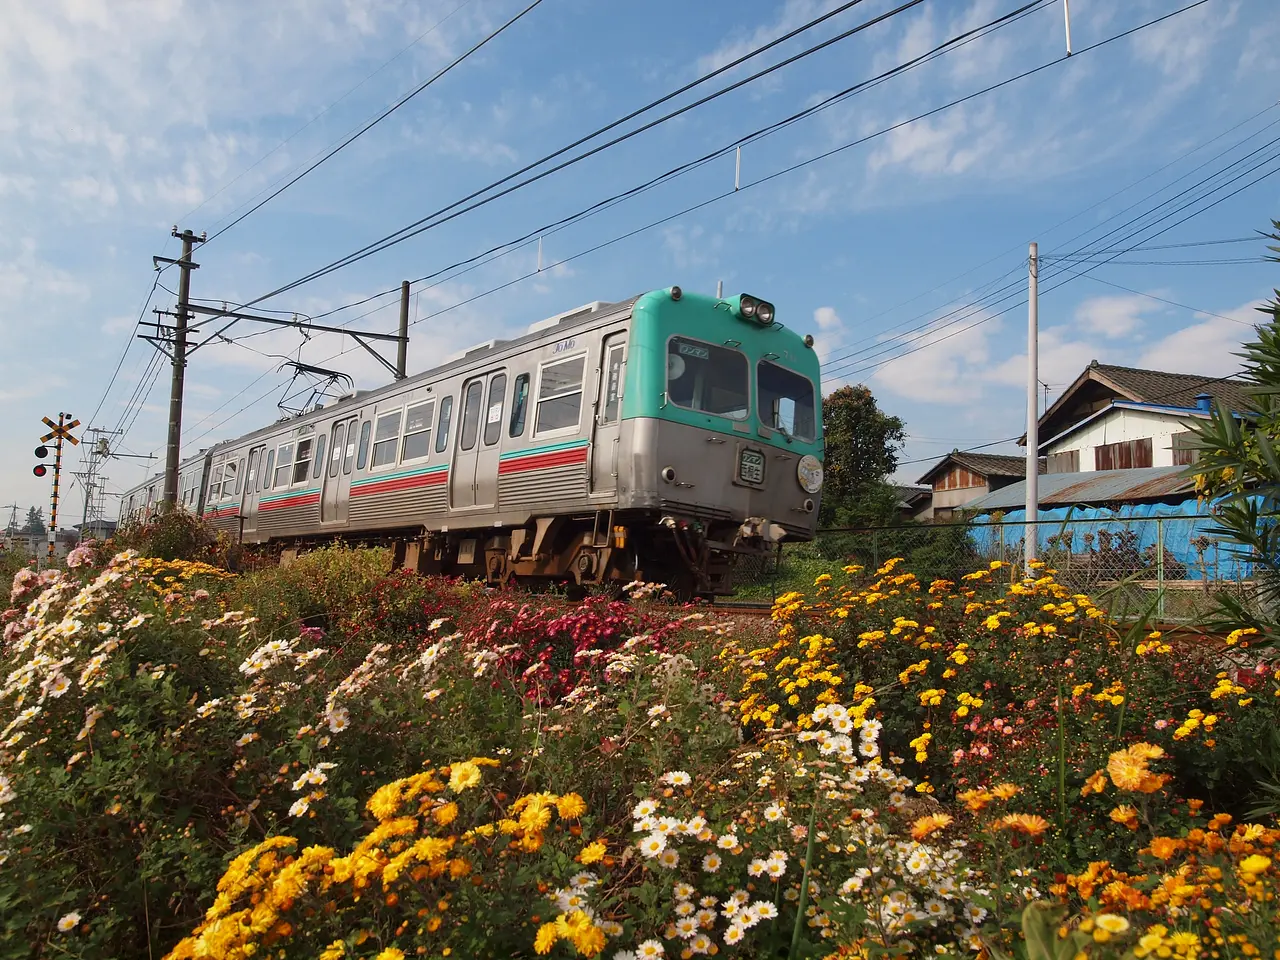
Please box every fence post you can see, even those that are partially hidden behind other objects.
[873,530,880,570]
[1156,517,1165,622]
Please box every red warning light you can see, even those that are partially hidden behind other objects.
[33,465,47,478]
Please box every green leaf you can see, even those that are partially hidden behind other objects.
[1021,902,1064,960]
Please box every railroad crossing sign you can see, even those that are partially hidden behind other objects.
[41,416,80,446]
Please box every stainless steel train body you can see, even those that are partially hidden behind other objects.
[118,288,825,594]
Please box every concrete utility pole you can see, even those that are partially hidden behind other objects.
[397,280,410,380]
[158,228,204,507]
[1025,242,1039,568]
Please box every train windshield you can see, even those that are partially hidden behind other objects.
[666,337,748,420]
[757,360,817,440]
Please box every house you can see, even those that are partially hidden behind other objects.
[1023,361,1251,473]
[916,451,1043,520]
[893,484,934,521]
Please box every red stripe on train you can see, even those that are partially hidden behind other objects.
[260,493,321,512]
[350,470,448,498]
[498,447,588,476]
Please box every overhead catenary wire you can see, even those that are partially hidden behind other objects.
[200,0,548,246]
[189,0,1040,342]
[143,0,1210,456]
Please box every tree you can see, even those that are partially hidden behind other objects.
[1190,220,1280,643]
[819,384,906,528]
[20,507,46,537]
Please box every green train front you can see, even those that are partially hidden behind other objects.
[615,287,824,593]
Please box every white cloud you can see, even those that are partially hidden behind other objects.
[697,0,846,75]
[866,104,1000,178]
[1131,0,1237,91]
[867,308,1002,405]
[1136,300,1262,376]
[811,306,844,363]
[1072,294,1151,339]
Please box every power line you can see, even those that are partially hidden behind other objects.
[151,0,1207,454]
[183,0,475,231]
[192,0,1019,332]
[1071,274,1262,326]
[822,125,1280,379]
[200,0,548,246]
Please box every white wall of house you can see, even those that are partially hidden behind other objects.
[1044,407,1198,471]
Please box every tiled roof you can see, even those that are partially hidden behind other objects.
[1089,363,1253,411]
[1026,361,1253,446]
[917,451,1042,485]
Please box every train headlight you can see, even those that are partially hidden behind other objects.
[755,300,775,324]
[797,455,823,494]
[739,294,758,319]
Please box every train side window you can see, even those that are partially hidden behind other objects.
[312,434,326,479]
[246,448,260,491]
[435,396,454,454]
[225,459,242,497]
[402,401,435,462]
[459,380,483,451]
[208,463,224,501]
[263,450,275,490]
[509,374,530,437]
[602,343,626,424]
[371,410,402,469]
[273,443,294,488]
[484,374,506,446]
[354,420,371,472]
[292,437,314,484]
[534,354,586,435]
[343,422,358,474]
[329,422,345,478]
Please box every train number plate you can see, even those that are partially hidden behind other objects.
[739,448,765,485]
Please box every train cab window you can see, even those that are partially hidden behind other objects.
[312,435,326,479]
[666,337,748,420]
[509,374,530,437]
[263,450,275,490]
[484,374,506,446]
[273,443,294,488]
[401,401,434,462]
[371,411,402,469]
[292,438,314,484]
[459,380,483,451]
[435,397,454,454]
[602,343,626,424]
[756,361,816,441]
[534,355,585,435]
[354,420,371,472]
[328,423,345,478]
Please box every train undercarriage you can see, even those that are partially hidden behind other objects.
[264,510,789,598]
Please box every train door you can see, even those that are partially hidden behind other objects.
[474,372,506,509]
[449,377,485,509]
[320,418,350,524]
[589,334,627,497]
[240,447,264,535]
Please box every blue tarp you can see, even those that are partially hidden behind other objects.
[968,499,1256,581]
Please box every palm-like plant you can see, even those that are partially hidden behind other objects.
[1187,221,1280,642]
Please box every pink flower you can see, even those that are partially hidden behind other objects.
[1154,719,1169,730]
[952,749,965,764]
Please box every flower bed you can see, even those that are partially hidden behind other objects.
[2,550,1279,958]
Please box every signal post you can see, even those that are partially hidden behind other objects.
[35,413,80,561]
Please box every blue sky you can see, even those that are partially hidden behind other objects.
[2,0,1278,525]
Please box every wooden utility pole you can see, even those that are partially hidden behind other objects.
[153,228,204,508]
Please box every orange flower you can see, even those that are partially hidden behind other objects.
[1148,836,1184,861]
[1081,771,1108,797]
[958,788,992,813]
[910,813,954,840]
[1000,813,1051,836]
[1109,805,1140,831]
[991,783,1021,800]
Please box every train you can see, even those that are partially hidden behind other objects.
[118,286,825,595]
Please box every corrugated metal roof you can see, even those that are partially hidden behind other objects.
[917,451,1042,485]
[962,466,1195,511]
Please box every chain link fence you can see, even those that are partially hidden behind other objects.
[734,516,1257,622]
